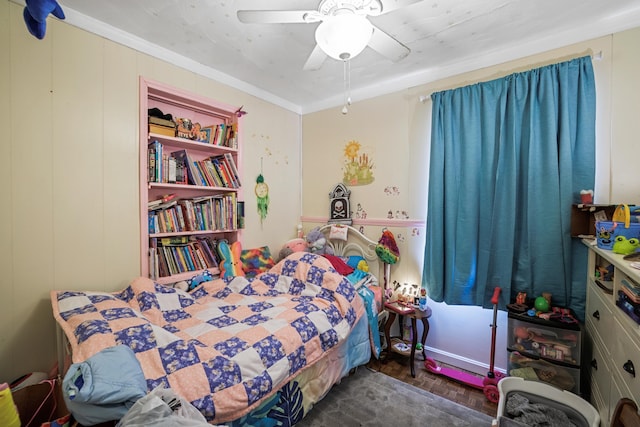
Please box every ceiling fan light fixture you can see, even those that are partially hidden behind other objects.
[315,13,373,61]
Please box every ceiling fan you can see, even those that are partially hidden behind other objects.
[237,0,420,70]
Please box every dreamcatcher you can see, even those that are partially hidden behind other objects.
[255,158,269,225]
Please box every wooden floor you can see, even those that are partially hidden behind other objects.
[367,354,499,419]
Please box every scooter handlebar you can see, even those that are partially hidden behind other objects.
[491,287,501,305]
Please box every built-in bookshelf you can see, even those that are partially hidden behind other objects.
[139,77,243,285]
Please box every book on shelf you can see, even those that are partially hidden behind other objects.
[213,123,225,146]
[203,159,223,187]
[149,123,176,137]
[160,236,189,246]
[148,199,177,212]
[181,246,196,271]
[172,149,205,186]
[223,153,241,187]
[237,201,245,229]
[148,147,156,183]
[152,237,222,278]
[168,156,177,183]
[194,160,213,187]
[148,140,163,183]
[215,157,233,188]
[195,236,220,268]
[226,123,237,149]
[148,115,176,128]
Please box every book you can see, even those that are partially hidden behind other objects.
[226,123,237,148]
[148,147,156,182]
[160,236,189,246]
[194,161,212,187]
[172,150,203,186]
[181,246,196,271]
[214,123,226,145]
[203,159,223,187]
[190,242,209,269]
[168,156,177,183]
[223,153,241,187]
[148,193,177,208]
[237,201,245,229]
[149,140,163,183]
[148,199,177,212]
[148,115,176,128]
[212,157,233,187]
[196,237,220,268]
[149,123,176,137]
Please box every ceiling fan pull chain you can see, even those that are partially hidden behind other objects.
[342,59,349,114]
[347,58,352,106]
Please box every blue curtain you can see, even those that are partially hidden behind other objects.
[422,56,595,318]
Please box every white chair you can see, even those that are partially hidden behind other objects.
[495,377,599,427]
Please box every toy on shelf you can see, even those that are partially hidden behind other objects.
[534,296,550,313]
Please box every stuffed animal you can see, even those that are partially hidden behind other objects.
[278,238,309,261]
[23,0,65,40]
[306,227,334,255]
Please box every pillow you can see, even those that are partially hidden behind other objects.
[241,246,276,278]
[217,240,244,279]
[346,255,369,272]
[329,224,348,241]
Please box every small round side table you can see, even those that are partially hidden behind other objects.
[383,304,432,378]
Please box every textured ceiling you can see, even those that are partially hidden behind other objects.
[33,1,640,112]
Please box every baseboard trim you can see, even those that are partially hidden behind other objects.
[425,346,507,377]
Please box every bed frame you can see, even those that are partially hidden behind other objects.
[316,224,389,290]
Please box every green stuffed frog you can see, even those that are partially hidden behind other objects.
[612,235,640,255]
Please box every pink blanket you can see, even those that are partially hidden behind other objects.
[51,253,364,423]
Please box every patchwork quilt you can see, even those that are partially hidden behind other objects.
[51,253,365,424]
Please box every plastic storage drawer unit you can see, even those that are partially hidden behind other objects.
[507,308,583,395]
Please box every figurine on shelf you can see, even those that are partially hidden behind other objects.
[418,288,428,311]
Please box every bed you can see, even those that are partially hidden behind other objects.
[51,225,388,426]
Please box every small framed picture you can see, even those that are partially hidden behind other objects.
[199,126,213,143]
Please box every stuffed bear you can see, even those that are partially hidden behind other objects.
[306,227,334,255]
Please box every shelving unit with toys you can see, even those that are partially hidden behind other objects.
[506,306,583,395]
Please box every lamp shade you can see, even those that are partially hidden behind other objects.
[315,14,373,61]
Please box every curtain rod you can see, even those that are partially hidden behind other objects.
[418,51,603,103]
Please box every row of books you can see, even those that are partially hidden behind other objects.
[149,235,221,279]
[148,141,186,184]
[148,141,240,189]
[148,112,237,148]
[148,193,240,234]
[210,122,238,148]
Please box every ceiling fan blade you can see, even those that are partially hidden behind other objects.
[303,44,328,71]
[237,10,317,24]
[368,25,410,62]
[378,0,422,15]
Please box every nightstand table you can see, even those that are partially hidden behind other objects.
[383,303,432,378]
